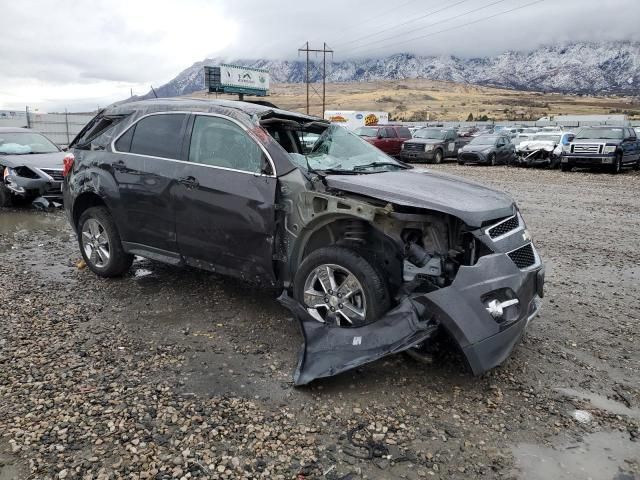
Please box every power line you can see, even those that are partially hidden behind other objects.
[358,0,545,54]
[298,42,334,117]
[341,0,509,56]
[333,0,471,49]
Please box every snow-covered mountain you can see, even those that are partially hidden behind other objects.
[142,41,640,99]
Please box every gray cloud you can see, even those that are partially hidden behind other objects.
[1,0,638,111]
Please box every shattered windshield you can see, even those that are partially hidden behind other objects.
[414,129,446,140]
[575,128,623,140]
[291,124,407,173]
[0,132,60,154]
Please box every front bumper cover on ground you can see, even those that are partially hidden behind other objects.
[281,253,544,385]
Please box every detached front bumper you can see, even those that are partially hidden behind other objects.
[282,252,544,385]
[422,253,543,375]
[5,174,63,199]
[561,154,615,167]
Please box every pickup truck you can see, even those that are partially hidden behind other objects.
[354,125,412,157]
[399,128,466,163]
[561,126,640,173]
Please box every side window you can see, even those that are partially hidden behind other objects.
[123,114,186,159]
[188,115,265,173]
[384,128,397,138]
[398,127,412,138]
[114,126,135,152]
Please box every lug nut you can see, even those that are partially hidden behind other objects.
[330,306,335,312]
[338,303,343,309]
[337,293,343,298]
[324,297,329,302]
[328,289,333,295]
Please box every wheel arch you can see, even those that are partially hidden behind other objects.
[72,191,108,229]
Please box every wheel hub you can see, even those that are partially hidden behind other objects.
[303,263,367,327]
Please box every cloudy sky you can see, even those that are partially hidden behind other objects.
[2,0,639,112]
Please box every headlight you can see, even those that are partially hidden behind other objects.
[562,144,571,153]
[3,167,15,179]
[424,145,434,151]
[483,147,493,153]
[401,143,405,150]
[603,145,617,154]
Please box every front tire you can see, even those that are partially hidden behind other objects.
[561,164,571,172]
[293,246,390,327]
[77,206,133,277]
[488,154,496,166]
[433,150,443,164]
[612,153,622,174]
[0,183,14,208]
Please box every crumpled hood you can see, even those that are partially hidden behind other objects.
[326,169,515,227]
[517,140,556,151]
[0,152,65,170]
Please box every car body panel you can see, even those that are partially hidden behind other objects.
[325,169,515,227]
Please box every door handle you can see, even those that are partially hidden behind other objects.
[113,160,127,171]
[178,176,199,189]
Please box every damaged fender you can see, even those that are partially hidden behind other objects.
[281,252,543,385]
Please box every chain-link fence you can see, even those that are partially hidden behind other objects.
[0,110,96,146]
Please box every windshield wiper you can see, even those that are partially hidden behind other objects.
[353,161,407,171]
[315,168,360,175]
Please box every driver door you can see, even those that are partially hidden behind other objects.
[173,114,278,283]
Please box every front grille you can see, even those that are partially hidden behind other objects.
[42,169,64,181]
[460,152,479,161]
[488,215,520,239]
[403,143,424,152]
[572,144,602,154]
[508,243,537,269]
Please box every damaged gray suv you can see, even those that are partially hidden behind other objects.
[63,98,544,385]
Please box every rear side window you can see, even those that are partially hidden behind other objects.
[117,114,186,159]
[397,127,412,138]
[383,128,397,138]
[72,112,129,150]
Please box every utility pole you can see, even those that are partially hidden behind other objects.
[298,42,333,118]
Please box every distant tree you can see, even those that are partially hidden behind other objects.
[478,114,489,122]
[466,113,474,121]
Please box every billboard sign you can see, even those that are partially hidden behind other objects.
[220,64,269,92]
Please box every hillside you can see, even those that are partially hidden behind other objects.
[191,79,640,122]
[142,41,640,102]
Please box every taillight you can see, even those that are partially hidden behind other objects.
[62,153,75,177]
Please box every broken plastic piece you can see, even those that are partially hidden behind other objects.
[31,196,50,210]
[279,292,438,386]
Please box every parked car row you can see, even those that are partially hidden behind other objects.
[353,124,640,174]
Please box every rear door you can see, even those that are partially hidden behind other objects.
[383,127,400,155]
[173,113,278,283]
[111,113,188,260]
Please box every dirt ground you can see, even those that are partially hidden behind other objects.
[0,165,639,480]
[194,79,640,122]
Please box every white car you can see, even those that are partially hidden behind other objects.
[514,131,575,168]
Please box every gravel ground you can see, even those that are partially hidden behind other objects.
[0,165,638,480]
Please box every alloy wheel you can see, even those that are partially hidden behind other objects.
[303,263,367,326]
[81,218,111,268]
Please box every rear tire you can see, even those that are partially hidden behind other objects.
[561,164,571,172]
[634,159,640,171]
[457,160,465,166]
[77,206,133,277]
[293,246,390,327]
[0,183,13,208]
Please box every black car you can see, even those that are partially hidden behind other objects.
[0,127,66,207]
[561,126,640,173]
[399,128,466,164]
[63,98,544,384]
[457,135,515,166]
